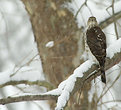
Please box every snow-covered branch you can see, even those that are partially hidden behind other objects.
[0,38,121,109]
[0,67,54,90]
[54,38,121,110]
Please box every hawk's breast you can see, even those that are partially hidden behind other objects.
[86,26,106,64]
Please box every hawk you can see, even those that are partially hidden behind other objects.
[86,16,106,83]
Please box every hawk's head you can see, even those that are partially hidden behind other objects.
[87,16,98,29]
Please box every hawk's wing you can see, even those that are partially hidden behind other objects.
[86,26,106,66]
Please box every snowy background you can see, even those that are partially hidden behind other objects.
[0,0,121,110]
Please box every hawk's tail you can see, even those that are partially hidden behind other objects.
[101,69,106,84]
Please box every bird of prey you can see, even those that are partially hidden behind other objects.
[86,16,106,83]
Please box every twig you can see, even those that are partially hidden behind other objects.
[11,54,38,77]
[98,99,121,106]
[74,0,87,18]
[0,80,54,90]
[112,0,119,39]
[97,72,121,103]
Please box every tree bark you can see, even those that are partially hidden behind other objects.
[22,0,81,86]
[21,0,83,109]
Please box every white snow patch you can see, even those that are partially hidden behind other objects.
[11,66,41,81]
[0,69,12,84]
[74,60,94,77]
[55,60,94,110]
[107,38,121,58]
[0,1,16,13]
[43,89,61,96]
[58,80,67,90]
[64,78,75,92]
[55,90,69,110]
[45,41,54,48]
[0,65,43,85]
[0,105,7,110]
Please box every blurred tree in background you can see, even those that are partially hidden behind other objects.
[0,0,121,110]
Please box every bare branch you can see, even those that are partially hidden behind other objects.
[0,94,57,105]
[99,11,121,29]
[0,80,54,90]
[112,0,119,39]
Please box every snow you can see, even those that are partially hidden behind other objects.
[45,41,54,48]
[0,1,16,13]
[0,59,95,110]
[0,0,121,110]
[66,0,110,28]
[107,38,121,58]
[58,80,67,90]
[54,38,121,109]
[43,89,61,96]
[55,60,94,110]
[0,105,7,110]
[107,0,121,14]
[104,24,117,46]
[55,90,69,110]
[11,67,42,81]
[64,77,75,92]
[66,0,121,29]
[74,60,94,77]
[0,65,43,85]
[35,101,50,110]
[0,69,12,84]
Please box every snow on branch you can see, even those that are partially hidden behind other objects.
[0,60,94,107]
[0,67,54,90]
[55,60,94,110]
[55,38,121,109]
[0,38,121,108]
